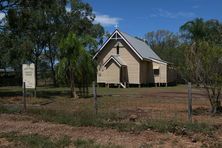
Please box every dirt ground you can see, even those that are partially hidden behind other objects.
[0,114,201,148]
[1,85,222,147]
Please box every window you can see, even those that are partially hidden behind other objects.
[154,69,160,75]
[117,45,119,54]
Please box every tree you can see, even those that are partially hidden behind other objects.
[58,33,83,98]
[0,31,30,82]
[180,18,206,43]
[144,30,180,64]
[0,0,19,30]
[180,18,222,113]
[5,0,55,86]
[0,0,18,13]
[42,0,66,86]
[3,0,104,87]
[77,50,96,97]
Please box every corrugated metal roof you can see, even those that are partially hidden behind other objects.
[119,31,161,61]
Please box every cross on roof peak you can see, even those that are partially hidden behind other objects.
[114,24,119,29]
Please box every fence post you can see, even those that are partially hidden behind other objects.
[23,82,27,112]
[188,82,192,122]
[92,81,98,114]
[34,87,37,98]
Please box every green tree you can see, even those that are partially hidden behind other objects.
[5,0,55,86]
[43,0,66,86]
[144,30,180,64]
[180,18,206,43]
[0,0,18,12]
[180,18,222,113]
[58,33,83,98]
[77,50,96,97]
[3,0,104,87]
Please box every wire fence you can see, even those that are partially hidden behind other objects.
[0,84,213,124]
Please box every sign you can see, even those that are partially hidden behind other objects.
[22,64,36,89]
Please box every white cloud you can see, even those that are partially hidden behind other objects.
[150,8,196,19]
[94,12,122,26]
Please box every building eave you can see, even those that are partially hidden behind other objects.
[93,29,143,60]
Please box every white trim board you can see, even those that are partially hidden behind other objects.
[93,29,143,60]
[103,56,126,67]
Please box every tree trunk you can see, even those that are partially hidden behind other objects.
[48,43,57,87]
[70,69,74,98]
[35,58,38,87]
[205,87,222,114]
[70,68,77,98]
[86,76,89,97]
[212,100,221,114]
[51,63,56,87]
[82,75,85,97]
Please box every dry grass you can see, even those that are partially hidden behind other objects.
[0,85,221,124]
[1,85,222,147]
[32,85,221,125]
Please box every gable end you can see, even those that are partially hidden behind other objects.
[93,29,143,60]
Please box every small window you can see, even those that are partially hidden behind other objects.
[117,45,119,54]
[154,69,160,75]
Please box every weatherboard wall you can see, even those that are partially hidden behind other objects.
[152,62,167,83]
[97,39,140,84]
[104,61,120,83]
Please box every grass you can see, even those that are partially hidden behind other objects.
[0,85,186,98]
[0,132,71,148]
[0,105,216,135]
[74,139,122,148]
[0,85,219,146]
[0,86,70,99]
[0,132,120,148]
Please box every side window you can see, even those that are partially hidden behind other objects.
[154,69,160,76]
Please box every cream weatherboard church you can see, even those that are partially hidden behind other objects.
[93,29,176,88]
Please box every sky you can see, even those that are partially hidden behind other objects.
[85,0,222,37]
[1,0,221,38]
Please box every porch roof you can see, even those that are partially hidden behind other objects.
[103,55,127,67]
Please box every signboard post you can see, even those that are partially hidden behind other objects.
[22,64,36,111]
[22,82,26,112]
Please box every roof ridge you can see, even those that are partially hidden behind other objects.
[119,31,147,45]
[118,30,162,61]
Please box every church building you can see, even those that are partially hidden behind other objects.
[93,29,176,88]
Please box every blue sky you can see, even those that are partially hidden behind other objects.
[85,0,222,37]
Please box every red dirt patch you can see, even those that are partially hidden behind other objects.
[0,114,202,148]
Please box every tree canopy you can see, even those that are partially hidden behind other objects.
[0,0,104,90]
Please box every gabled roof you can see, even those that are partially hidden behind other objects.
[93,29,166,64]
[104,55,127,67]
[119,31,161,61]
